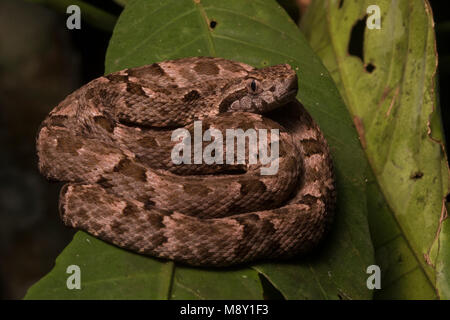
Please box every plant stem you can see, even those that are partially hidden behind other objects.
[24,0,118,32]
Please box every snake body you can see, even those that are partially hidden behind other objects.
[36,57,336,266]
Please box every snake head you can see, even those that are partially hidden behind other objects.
[219,64,298,114]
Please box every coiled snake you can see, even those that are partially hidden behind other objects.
[36,57,336,266]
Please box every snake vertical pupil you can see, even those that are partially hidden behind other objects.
[251,80,257,91]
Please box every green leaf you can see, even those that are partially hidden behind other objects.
[25,233,174,299]
[25,0,374,299]
[301,0,450,299]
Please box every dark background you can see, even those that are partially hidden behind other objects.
[0,0,448,299]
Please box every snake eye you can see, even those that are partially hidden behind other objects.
[248,79,259,93]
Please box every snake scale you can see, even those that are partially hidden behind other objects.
[36,57,336,266]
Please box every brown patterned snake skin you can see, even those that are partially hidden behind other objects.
[36,57,335,266]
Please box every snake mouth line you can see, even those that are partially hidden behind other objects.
[276,89,298,105]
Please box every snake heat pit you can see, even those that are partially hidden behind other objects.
[36,57,336,266]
